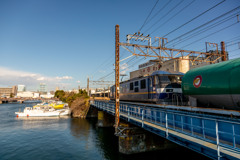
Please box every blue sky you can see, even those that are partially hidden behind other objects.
[0,0,239,91]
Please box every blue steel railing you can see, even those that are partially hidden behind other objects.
[92,100,240,160]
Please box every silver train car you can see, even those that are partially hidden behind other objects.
[110,71,184,104]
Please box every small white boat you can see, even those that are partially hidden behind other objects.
[15,106,71,117]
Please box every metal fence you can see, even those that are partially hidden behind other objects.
[92,100,240,159]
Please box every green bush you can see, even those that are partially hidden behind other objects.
[54,89,89,106]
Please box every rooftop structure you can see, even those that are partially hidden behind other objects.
[17,85,26,92]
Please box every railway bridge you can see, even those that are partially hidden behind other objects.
[90,100,240,160]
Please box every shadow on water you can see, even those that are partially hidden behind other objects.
[70,118,92,139]
[70,117,211,160]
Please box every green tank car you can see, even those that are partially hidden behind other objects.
[182,58,240,109]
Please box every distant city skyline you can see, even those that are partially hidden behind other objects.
[0,0,239,90]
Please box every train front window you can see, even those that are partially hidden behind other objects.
[159,76,171,82]
[156,75,182,88]
[158,75,182,83]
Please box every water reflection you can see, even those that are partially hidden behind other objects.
[16,116,70,129]
[95,127,119,160]
[70,118,92,138]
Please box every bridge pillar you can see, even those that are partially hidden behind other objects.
[97,111,114,127]
[117,122,175,154]
[87,106,98,118]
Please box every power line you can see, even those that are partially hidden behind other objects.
[139,0,160,32]
[143,0,185,33]
[226,42,240,48]
[170,12,239,47]
[148,0,196,35]
[180,22,239,49]
[163,0,226,37]
[225,35,240,42]
[139,1,227,50]
[142,0,173,31]
[226,37,240,45]
[228,48,240,52]
[166,6,240,46]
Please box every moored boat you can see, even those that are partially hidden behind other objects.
[15,106,70,117]
[49,103,65,109]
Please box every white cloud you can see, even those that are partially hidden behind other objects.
[37,77,45,81]
[0,67,73,91]
[56,76,73,80]
[76,80,80,83]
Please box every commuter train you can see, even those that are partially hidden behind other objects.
[110,58,240,110]
[110,71,185,105]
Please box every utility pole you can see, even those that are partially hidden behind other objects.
[103,87,105,99]
[221,41,227,61]
[87,77,89,96]
[115,24,120,133]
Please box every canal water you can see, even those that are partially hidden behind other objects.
[0,103,211,160]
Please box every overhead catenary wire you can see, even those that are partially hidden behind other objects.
[143,0,185,33]
[162,0,226,37]
[120,21,238,76]
[141,0,173,31]
[120,0,202,70]
[225,35,240,42]
[228,48,240,52]
[140,0,227,50]
[169,11,240,47]
[122,23,239,73]
[94,0,236,83]
[147,0,196,35]
[230,51,240,58]
[180,22,239,49]
[166,6,240,46]
[226,41,240,48]
[110,1,200,77]
[139,0,160,32]
[226,37,240,45]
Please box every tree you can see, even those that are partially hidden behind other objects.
[54,90,65,100]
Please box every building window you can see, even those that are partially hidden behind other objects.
[140,79,146,89]
[130,83,133,90]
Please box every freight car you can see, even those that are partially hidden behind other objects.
[110,58,240,110]
[182,58,240,110]
[110,71,184,105]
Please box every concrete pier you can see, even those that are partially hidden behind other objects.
[117,122,175,154]
[97,111,114,127]
[86,106,98,118]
